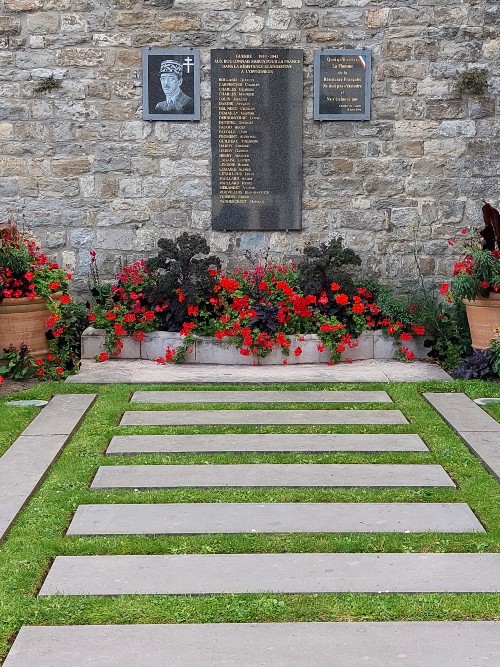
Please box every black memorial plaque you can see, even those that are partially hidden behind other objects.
[314,49,371,121]
[211,49,303,231]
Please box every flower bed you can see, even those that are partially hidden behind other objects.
[81,328,427,364]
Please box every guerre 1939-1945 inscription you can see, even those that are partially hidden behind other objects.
[211,49,303,232]
[314,49,371,121]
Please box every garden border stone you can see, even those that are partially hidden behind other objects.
[81,328,427,364]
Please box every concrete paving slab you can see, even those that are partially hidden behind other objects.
[5,622,500,667]
[423,392,500,433]
[120,409,409,426]
[0,394,96,540]
[459,432,500,481]
[39,553,500,595]
[107,433,429,454]
[91,464,455,489]
[21,394,97,436]
[67,502,483,535]
[130,390,393,404]
[66,359,452,383]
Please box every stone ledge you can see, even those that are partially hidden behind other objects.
[81,327,427,364]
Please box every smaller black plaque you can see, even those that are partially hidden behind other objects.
[142,47,200,121]
[314,49,371,121]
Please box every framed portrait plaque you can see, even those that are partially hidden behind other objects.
[314,48,371,121]
[142,47,201,121]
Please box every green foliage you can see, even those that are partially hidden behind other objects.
[0,242,31,275]
[457,68,488,96]
[0,343,36,380]
[296,237,361,297]
[146,232,221,331]
[47,299,87,375]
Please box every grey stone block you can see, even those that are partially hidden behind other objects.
[21,393,96,436]
[459,432,500,481]
[39,553,500,595]
[0,393,96,540]
[67,502,483,536]
[91,464,455,489]
[107,433,428,454]
[130,390,392,404]
[424,392,500,433]
[119,409,409,426]
[5,622,500,667]
[141,332,195,362]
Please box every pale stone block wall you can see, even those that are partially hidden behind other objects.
[0,0,498,292]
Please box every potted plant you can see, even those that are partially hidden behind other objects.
[441,201,500,349]
[0,222,71,356]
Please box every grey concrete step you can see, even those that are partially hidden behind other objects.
[67,502,484,535]
[107,433,428,454]
[424,392,500,481]
[120,409,408,426]
[5,622,500,666]
[0,394,96,541]
[91,464,455,489]
[131,390,393,403]
[39,553,500,596]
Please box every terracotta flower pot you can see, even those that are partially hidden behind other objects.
[0,294,60,357]
[462,293,500,349]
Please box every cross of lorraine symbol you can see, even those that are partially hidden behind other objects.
[183,56,194,74]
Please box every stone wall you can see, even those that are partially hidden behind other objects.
[0,0,498,292]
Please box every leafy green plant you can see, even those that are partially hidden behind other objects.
[296,237,361,298]
[0,343,36,380]
[457,68,488,96]
[146,232,221,332]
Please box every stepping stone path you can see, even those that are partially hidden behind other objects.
[107,433,429,454]
[6,389,500,665]
[120,408,409,426]
[68,502,483,535]
[91,463,455,489]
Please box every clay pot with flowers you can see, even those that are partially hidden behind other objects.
[441,201,500,349]
[0,222,72,356]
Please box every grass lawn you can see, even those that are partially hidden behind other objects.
[0,380,499,659]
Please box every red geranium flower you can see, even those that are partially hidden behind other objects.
[59,294,71,305]
[335,293,349,306]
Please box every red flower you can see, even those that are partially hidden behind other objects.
[88,313,96,321]
[180,321,195,336]
[294,346,302,357]
[56,367,64,375]
[104,311,117,321]
[318,292,328,305]
[219,277,239,293]
[439,283,449,296]
[47,281,61,291]
[176,289,185,302]
[411,325,425,336]
[37,369,44,376]
[143,311,155,322]
[24,271,35,281]
[335,293,349,306]
[352,303,364,314]
[34,359,43,366]
[317,343,326,352]
[239,347,251,356]
[114,323,127,336]
[124,313,136,323]
[132,331,145,342]
[98,351,109,362]
[187,305,199,317]
[330,282,340,292]
[400,332,413,342]
[59,294,71,305]
[480,281,490,289]
[282,359,288,365]
[47,353,54,361]
[0,376,4,384]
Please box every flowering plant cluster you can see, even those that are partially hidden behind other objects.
[88,254,163,359]
[88,235,427,366]
[440,202,500,304]
[0,223,70,302]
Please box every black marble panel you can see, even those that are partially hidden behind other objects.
[314,49,371,121]
[211,49,303,231]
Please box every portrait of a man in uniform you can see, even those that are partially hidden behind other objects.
[142,48,200,121]
[155,59,193,114]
